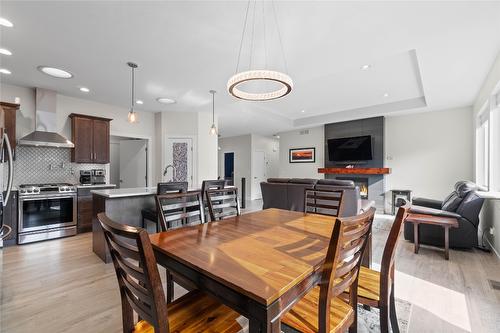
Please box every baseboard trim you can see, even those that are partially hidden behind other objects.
[485,236,500,259]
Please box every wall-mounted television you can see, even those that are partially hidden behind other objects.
[328,135,373,162]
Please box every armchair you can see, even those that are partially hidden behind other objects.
[403,181,485,249]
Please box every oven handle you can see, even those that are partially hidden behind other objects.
[19,195,76,202]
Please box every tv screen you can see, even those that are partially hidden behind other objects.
[328,135,373,162]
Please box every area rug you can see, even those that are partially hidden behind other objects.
[280,298,411,333]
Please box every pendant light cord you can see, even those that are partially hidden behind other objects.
[131,66,135,112]
[235,0,251,74]
[212,92,215,123]
[271,0,289,74]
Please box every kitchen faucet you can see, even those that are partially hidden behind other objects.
[163,164,176,181]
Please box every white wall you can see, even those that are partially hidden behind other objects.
[157,110,218,188]
[278,126,325,179]
[473,50,500,256]
[218,135,252,200]
[197,112,218,186]
[251,134,279,199]
[385,107,474,202]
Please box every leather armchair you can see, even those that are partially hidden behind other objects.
[403,181,485,249]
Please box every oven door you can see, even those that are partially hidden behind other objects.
[18,194,77,233]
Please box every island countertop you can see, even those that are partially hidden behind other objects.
[91,186,157,198]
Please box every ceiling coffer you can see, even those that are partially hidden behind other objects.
[18,89,74,148]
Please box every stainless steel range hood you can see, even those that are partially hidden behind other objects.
[18,89,74,148]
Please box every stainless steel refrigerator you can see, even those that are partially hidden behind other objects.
[0,106,14,247]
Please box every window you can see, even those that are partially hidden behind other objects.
[476,109,489,188]
[476,91,500,191]
[489,93,500,191]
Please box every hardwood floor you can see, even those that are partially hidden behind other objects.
[1,212,499,333]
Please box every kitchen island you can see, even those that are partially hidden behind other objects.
[92,187,157,263]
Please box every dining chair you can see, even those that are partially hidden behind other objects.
[141,182,188,232]
[206,187,241,221]
[355,203,410,333]
[155,191,205,303]
[97,213,244,333]
[156,191,205,231]
[200,179,226,220]
[281,207,376,333]
[304,188,344,217]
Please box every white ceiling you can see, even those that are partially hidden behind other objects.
[1,1,500,137]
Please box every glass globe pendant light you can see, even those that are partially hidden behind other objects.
[209,90,217,135]
[127,62,138,123]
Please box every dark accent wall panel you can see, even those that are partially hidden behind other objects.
[324,116,384,168]
[324,116,385,210]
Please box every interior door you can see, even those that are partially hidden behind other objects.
[224,152,234,186]
[252,151,266,200]
[119,139,148,188]
[165,138,193,186]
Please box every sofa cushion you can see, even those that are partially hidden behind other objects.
[455,181,478,197]
[289,178,317,185]
[267,178,290,183]
[316,179,355,188]
[441,192,462,212]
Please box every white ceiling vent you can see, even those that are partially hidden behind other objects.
[299,129,310,135]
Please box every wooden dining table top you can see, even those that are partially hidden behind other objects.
[149,208,337,306]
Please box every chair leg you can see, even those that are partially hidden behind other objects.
[348,303,358,333]
[390,282,400,333]
[380,305,390,333]
[166,269,174,304]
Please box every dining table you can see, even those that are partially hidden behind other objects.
[149,208,367,333]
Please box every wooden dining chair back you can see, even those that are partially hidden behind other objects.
[353,203,410,333]
[142,182,188,232]
[381,202,410,285]
[206,187,241,221]
[304,188,344,217]
[98,213,169,333]
[156,191,205,231]
[157,181,188,194]
[319,207,376,332]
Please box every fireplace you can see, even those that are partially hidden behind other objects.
[337,177,369,199]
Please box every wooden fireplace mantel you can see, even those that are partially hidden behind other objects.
[318,167,391,175]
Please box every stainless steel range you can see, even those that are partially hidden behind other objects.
[18,183,77,244]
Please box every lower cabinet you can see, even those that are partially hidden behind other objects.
[77,186,114,233]
[2,190,18,246]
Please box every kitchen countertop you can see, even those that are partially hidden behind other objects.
[76,184,116,189]
[91,187,157,198]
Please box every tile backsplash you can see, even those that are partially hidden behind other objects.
[11,146,109,186]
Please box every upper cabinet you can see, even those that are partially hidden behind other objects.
[0,102,20,154]
[69,113,112,164]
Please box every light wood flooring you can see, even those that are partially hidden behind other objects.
[1,213,499,333]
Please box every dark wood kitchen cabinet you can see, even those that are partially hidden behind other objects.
[77,186,115,233]
[0,102,20,155]
[69,114,112,164]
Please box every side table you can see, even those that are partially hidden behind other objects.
[404,213,459,260]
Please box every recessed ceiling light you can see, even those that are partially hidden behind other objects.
[360,64,371,70]
[301,110,305,113]
[37,66,73,79]
[156,97,176,105]
[0,48,12,56]
[136,100,143,105]
[0,68,11,75]
[383,92,389,97]
[79,87,90,93]
[0,18,13,28]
